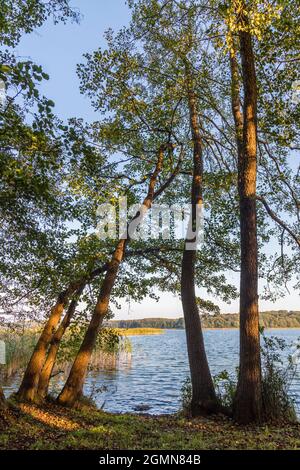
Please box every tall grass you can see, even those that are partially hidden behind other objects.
[116,328,164,336]
[0,326,132,381]
[0,328,40,378]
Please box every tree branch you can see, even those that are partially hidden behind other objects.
[257,196,300,248]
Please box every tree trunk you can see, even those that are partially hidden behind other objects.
[17,259,108,404]
[16,283,79,403]
[37,283,85,400]
[0,386,6,411]
[232,29,263,424]
[57,147,165,407]
[181,67,218,416]
[229,52,244,159]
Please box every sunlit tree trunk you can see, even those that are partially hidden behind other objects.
[57,147,165,407]
[17,283,80,403]
[232,29,263,424]
[181,67,218,416]
[37,283,86,400]
[229,52,244,160]
[17,258,108,404]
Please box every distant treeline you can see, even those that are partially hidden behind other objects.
[108,311,300,329]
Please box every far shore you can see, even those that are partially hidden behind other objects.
[110,312,300,331]
[117,326,300,335]
[202,327,300,330]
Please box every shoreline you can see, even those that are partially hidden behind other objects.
[202,327,300,330]
[119,327,300,333]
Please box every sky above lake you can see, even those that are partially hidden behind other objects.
[12,0,299,319]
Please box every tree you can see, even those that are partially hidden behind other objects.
[0,0,80,406]
[232,19,263,423]
[0,386,6,411]
[15,125,120,403]
[51,25,187,405]
[0,0,79,47]
[57,142,181,406]
[213,0,300,423]
[127,0,239,415]
[181,63,218,415]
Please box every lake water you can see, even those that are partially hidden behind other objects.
[3,329,300,415]
[84,329,300,415]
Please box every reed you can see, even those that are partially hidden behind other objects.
[116,328,164,336]
[0,326,131,380]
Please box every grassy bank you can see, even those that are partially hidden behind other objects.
[117,328,164,336]
[0,402,299,450]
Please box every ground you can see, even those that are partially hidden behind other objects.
[1,400,300,450]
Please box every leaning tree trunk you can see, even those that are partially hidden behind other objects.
[17,258,108,404]
[57,147,166,407]
[232,29,263,424]
[37,283,86,400]
[16,283,80,403]
[37,262,108,400]
[181,67,218,416]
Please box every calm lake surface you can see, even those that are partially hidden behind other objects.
[3,329,300,415]
[84,328,300,415]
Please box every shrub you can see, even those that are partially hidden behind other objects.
[261,334,298,422]
[180,373,235,414]
[180,377,192,413]
[213,369,236,410]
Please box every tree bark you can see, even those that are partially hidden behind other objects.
[232,29,263,424]
[57,146,166,407]
[36,262,109,400]
[16,258,109,404]
[181,67,218,416]
[0,386,6,411]
[37,283,86,400]
[229,52,244,159]
[16,282,80,403]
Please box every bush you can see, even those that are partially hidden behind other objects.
[180,377,192,413]
[261,334,298,422]
[213,369,236,410]
[180,372,235,414]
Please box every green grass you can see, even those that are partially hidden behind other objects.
[1,401,300,450]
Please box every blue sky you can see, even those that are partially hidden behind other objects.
[12,1,299,319]
[14,0,130,121]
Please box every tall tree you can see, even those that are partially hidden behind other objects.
[234,22,262,423]
[57,142,180,406]
[128,0,236,415]
[215,0,300,422]
[182,64,218,414]
[0,0,79,407]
